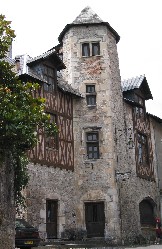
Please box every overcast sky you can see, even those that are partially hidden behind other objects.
[1,0,162,118]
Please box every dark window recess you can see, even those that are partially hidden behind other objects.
[46,114,58,149]
[86,85,96,106]
[92,43,100,56]
[135,95,144,106]
[82,43,90,57]
[43,65,56,92]
[139,200,155,226]
[46,200,58,238]
[87,95,96,105]
[137,133,149,165]
[82,42,100,57]
[135,106,144,119]
[87,132,99,159]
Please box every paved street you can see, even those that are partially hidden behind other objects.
[15,244,162,249]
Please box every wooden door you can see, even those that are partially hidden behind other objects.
[46,200,58,238]
[85,202,105,237]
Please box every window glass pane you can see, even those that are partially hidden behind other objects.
[92,43,100,56]
[89,146,93,152]
[89,153,93,159]
[87,134,93,141]
[93,134,97,140]
[87,96,96,105]
[82,43,90,56]
[94,152,98,159]
[86,85,95,93]
[94,146,98,152]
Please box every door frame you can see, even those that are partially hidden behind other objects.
[84,201,105,238]
[46,199,58,239]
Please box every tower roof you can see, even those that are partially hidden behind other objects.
[72,6,103,24]
[58,6,120,43]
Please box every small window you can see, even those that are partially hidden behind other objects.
[82,43,90,57]
[86,85,96,106]
[86,132,99,159]
[82,42,100,57]
[43,65,56,92]
[134,106,144,119]
[46,114,58,149]
[137,133,149,165]
[92,43,100,56]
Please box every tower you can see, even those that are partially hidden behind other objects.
[58,6,128,242]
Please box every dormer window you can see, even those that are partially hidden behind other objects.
[43,65,56,92]
[82,42,100,57]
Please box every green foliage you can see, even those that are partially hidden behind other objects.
[0,15,58,207]
[0,14,15,59]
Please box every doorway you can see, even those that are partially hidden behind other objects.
[46,200,58,238]
[85,202,105,237]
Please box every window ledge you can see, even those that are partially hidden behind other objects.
[82,55,102,58]
[87,105,96,108]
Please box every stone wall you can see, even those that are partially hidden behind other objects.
[26,163,75,240]
[149,116,162,220]
[120,102,158,242]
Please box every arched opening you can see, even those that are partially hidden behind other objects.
[139,198,156,227]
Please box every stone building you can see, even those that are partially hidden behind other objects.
[15,6,162,245]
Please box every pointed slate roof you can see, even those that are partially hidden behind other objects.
[72,6,103,24]
[121,75,153,100]
[58,6,120,43]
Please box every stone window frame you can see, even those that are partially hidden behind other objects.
[82,126,102,160]
[86,132,99,159]
[86,84,96,107]
[79,38,102,58]
[82,42,100,57]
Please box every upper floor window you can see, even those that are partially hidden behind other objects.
[82,42,100,57]
[43,65,56,92]
[86,132,99,159]
[86,85,96,106]
[135,95,144,106]
[45,114,58,150]
[137,133,149,165]
[134,106,144,119]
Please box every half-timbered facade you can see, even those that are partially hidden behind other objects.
[15,51,82,239]
[13,6,162,245]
